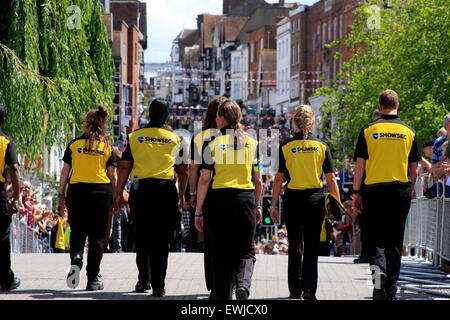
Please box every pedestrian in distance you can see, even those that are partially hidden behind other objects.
[58,105,118,291]
[270,104,340,300]
[115,98,188,297]
[194,99,262,300]
[352,89,421,300]
[0,104,23,291]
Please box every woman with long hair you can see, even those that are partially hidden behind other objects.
[194,99,262,300]
[58,105,117,291]
[188,96,226,298]
[270,105,340,300]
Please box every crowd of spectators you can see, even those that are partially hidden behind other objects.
[6,180,70,253]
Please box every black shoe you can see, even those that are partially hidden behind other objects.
[288,293,302,299]
[209,290,217,300]
[0,277,20,291]
[152,288,166,297]
[86,275,104,291]
[235,287,249,300]
[302,289,317,301]
[135,281,151,293]
[354,256,371,264]
[373,288,387,300]
[66,254,83,289]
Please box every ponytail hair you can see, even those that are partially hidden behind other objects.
[203,96,227,129]
[293,105,314,147]
[217,100,245,150]
[83,105,110,154]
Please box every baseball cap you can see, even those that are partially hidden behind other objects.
[424,139,435,148]
[0,104,6,121]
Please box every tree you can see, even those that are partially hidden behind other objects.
[0,0,114,157]
[316,0,449,160]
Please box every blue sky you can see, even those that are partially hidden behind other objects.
[143,0,319,63]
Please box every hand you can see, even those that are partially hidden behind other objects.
[190,196,197,209]
[270,207,279,225]
[255,207,261,224]
[112,197,119,214]
[195,213,203,232]
[178,194,185,212]
[115,194,124,212]
[182,201,190,211]
[352,193,363,214]
[57,196,66,210]
[333,220,345,230]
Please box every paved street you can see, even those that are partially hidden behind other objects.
[0,253,447,301]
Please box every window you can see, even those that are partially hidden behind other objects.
[328,21,331,42]
[322,23,326,45]
[260,38,264,50]
[267,30,271,48]
[333,16,337,41]
[250,42,254,63]
[297,42,300,65]
[297,18,301,31]
[339,15,343,39]
[292,45,295,65]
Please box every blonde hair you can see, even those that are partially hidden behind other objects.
[217,100,245,150]
[437,127,447,138]
[293,105,315,146]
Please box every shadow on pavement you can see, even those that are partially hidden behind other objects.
[0,289,210,300]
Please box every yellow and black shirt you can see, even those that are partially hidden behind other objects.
[201,126,259,190]
[278,132,334,190]
[0,129,18,183]
[121,124,183,181]
[62,137,117,184]
[354,114,421,186]
[190,127,220,164]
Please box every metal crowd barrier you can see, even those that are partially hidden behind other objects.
[9,215,51,254]
[404,174,450,263]
[401,174,450,298]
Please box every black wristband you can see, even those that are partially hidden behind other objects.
[352,190,361,195]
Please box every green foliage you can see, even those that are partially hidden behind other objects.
[0,0,114,157]
[316,0,449,158]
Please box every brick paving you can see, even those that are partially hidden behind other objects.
[0,253,446,300]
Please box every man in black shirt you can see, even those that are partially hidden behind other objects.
[352,90,421,300]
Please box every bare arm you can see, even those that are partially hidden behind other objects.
[409,162,418,198]
[194,169,212,232]
[115,160,133,210]
[9,164,22,207]
[253,170,263,224]
[325,172,340,200]
[270,172,285,225]
[107,166,118,213]
[58,162,71,209]
[352,157,366,214]
[189,161,199,207]
[175,164,189,211]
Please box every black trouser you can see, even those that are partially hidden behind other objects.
[206,189,256,300]
[284,188,324,296]
[0,184,14,287]
[362,183,411,299]
[132,179,178,290]
[358,213,370,258]
[66,183,112,279]
[202,198,213,291]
